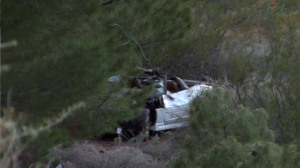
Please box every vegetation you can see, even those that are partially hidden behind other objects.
[1,0,300,167]
[171,87,300,168]
[2,0,192,165]
[51,142,161,168]
[0,101,85,168]
[2,0,191,134]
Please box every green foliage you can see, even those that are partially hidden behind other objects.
[3,0,300,166]
[29,128,72,160]
[171,87,300,168]
[184,138,300,168]
[2,0,194,164]
[2,0,193,123]
[0,99,86,168]
[190,88,275,144]
[165,0,300,144]
[165,0,300,166]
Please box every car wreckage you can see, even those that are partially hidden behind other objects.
[108,68,213,138]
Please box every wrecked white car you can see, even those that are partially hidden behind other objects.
[108,68,212,138]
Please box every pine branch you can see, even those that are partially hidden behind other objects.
[102,0,120,6]
[110,23,152,67]
[152,1,169,15]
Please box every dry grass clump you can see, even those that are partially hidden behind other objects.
[0,112,22,168]
[52,142,162,168]
[134,133,184,163]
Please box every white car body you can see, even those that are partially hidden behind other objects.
[150,84,212,131]
[109,71,213,134]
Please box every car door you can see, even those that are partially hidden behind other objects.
[162,84,213,125]
[162,89,192,125]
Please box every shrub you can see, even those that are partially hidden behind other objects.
[51,142,162,168]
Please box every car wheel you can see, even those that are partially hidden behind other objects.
[137,108,153,140]
[142,116,151,140]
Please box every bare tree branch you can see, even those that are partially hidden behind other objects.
[114,40,132,48]
[110,23,151,67]
[102,0,120,6]
[152,1,169,15]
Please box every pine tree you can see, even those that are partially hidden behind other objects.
[2,0,193,165]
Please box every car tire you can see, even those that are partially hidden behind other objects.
[137,108,153,140]
[142,115,151,140]
[120,108,154,141]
